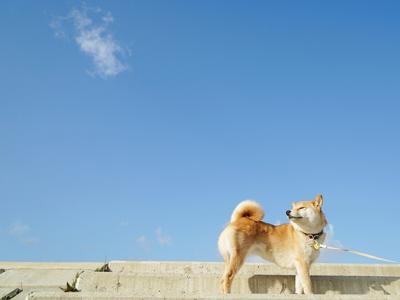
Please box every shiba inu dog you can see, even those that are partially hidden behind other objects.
[218,194,327,295]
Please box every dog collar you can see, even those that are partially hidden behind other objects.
[301,230,324,240]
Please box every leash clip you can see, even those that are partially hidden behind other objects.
[313,240,321,250]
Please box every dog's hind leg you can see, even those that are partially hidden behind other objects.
[220,252,230,293]
[218,231,232,293]
[221,249,247,294]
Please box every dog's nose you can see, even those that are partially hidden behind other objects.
[286,210,291,216]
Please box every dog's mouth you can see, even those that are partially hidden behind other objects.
[286,210,303,220]
[288,215,303,220]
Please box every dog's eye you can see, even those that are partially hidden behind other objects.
[298,207,305,210]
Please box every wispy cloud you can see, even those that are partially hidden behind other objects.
[155,227,172,246]
[8,221,39,246]
[135,235,149,250]
[135,227,172,251]
[50,6,128,78]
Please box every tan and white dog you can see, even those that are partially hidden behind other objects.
[218,194,327,294]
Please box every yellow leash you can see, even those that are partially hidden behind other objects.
[313,241,398,263]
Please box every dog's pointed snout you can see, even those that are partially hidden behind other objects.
[286,210,291,216]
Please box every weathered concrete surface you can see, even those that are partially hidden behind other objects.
[109,261,400,276]
[0,268,83,300]
[6,288,60,300]
[77,271,400,296]
[26,292,400,300]
[0,262,100,271]
[0,287,22,299]
[0,269,82,288]
[0,262,399,299]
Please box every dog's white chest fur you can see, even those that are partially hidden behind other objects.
[302,239,319,264]
[302,234,326,264]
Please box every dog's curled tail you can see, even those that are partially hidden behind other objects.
[230,200,264,223]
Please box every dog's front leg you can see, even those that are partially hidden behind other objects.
[294,260,312,294]
[295,274,303,294]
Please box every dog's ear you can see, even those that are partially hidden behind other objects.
[313,194,323,209]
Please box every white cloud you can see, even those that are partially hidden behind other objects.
[51,6,128,78]
[136,235,149,250]
[102,12,114,24]
[135,227,172,251]
[8,222,30,236]
[49,18,66,39]
[8,221,39,246]
[155,227,172,246]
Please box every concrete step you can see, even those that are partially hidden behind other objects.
[76,271,400,295]
[0,287,22,299]
[0,262,399,299]
[0,262,100,271]
[0,269,83,288]
[0,268,83,300]
[2,261,399,276]
[25,292,400,300]
[108,261,400,276]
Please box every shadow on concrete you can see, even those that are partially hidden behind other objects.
[248,275,400,295]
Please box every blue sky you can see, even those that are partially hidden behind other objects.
[1,1,399,264]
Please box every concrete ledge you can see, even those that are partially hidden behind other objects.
[10,288,60,300]
[109,261,400,276]
[0,262,101,270]
[0,269,82,288]
[1,262,399,299]
[0,287,22,299]
[77,271,400,296]
[26,292,400,300]
[2,261,399,276]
